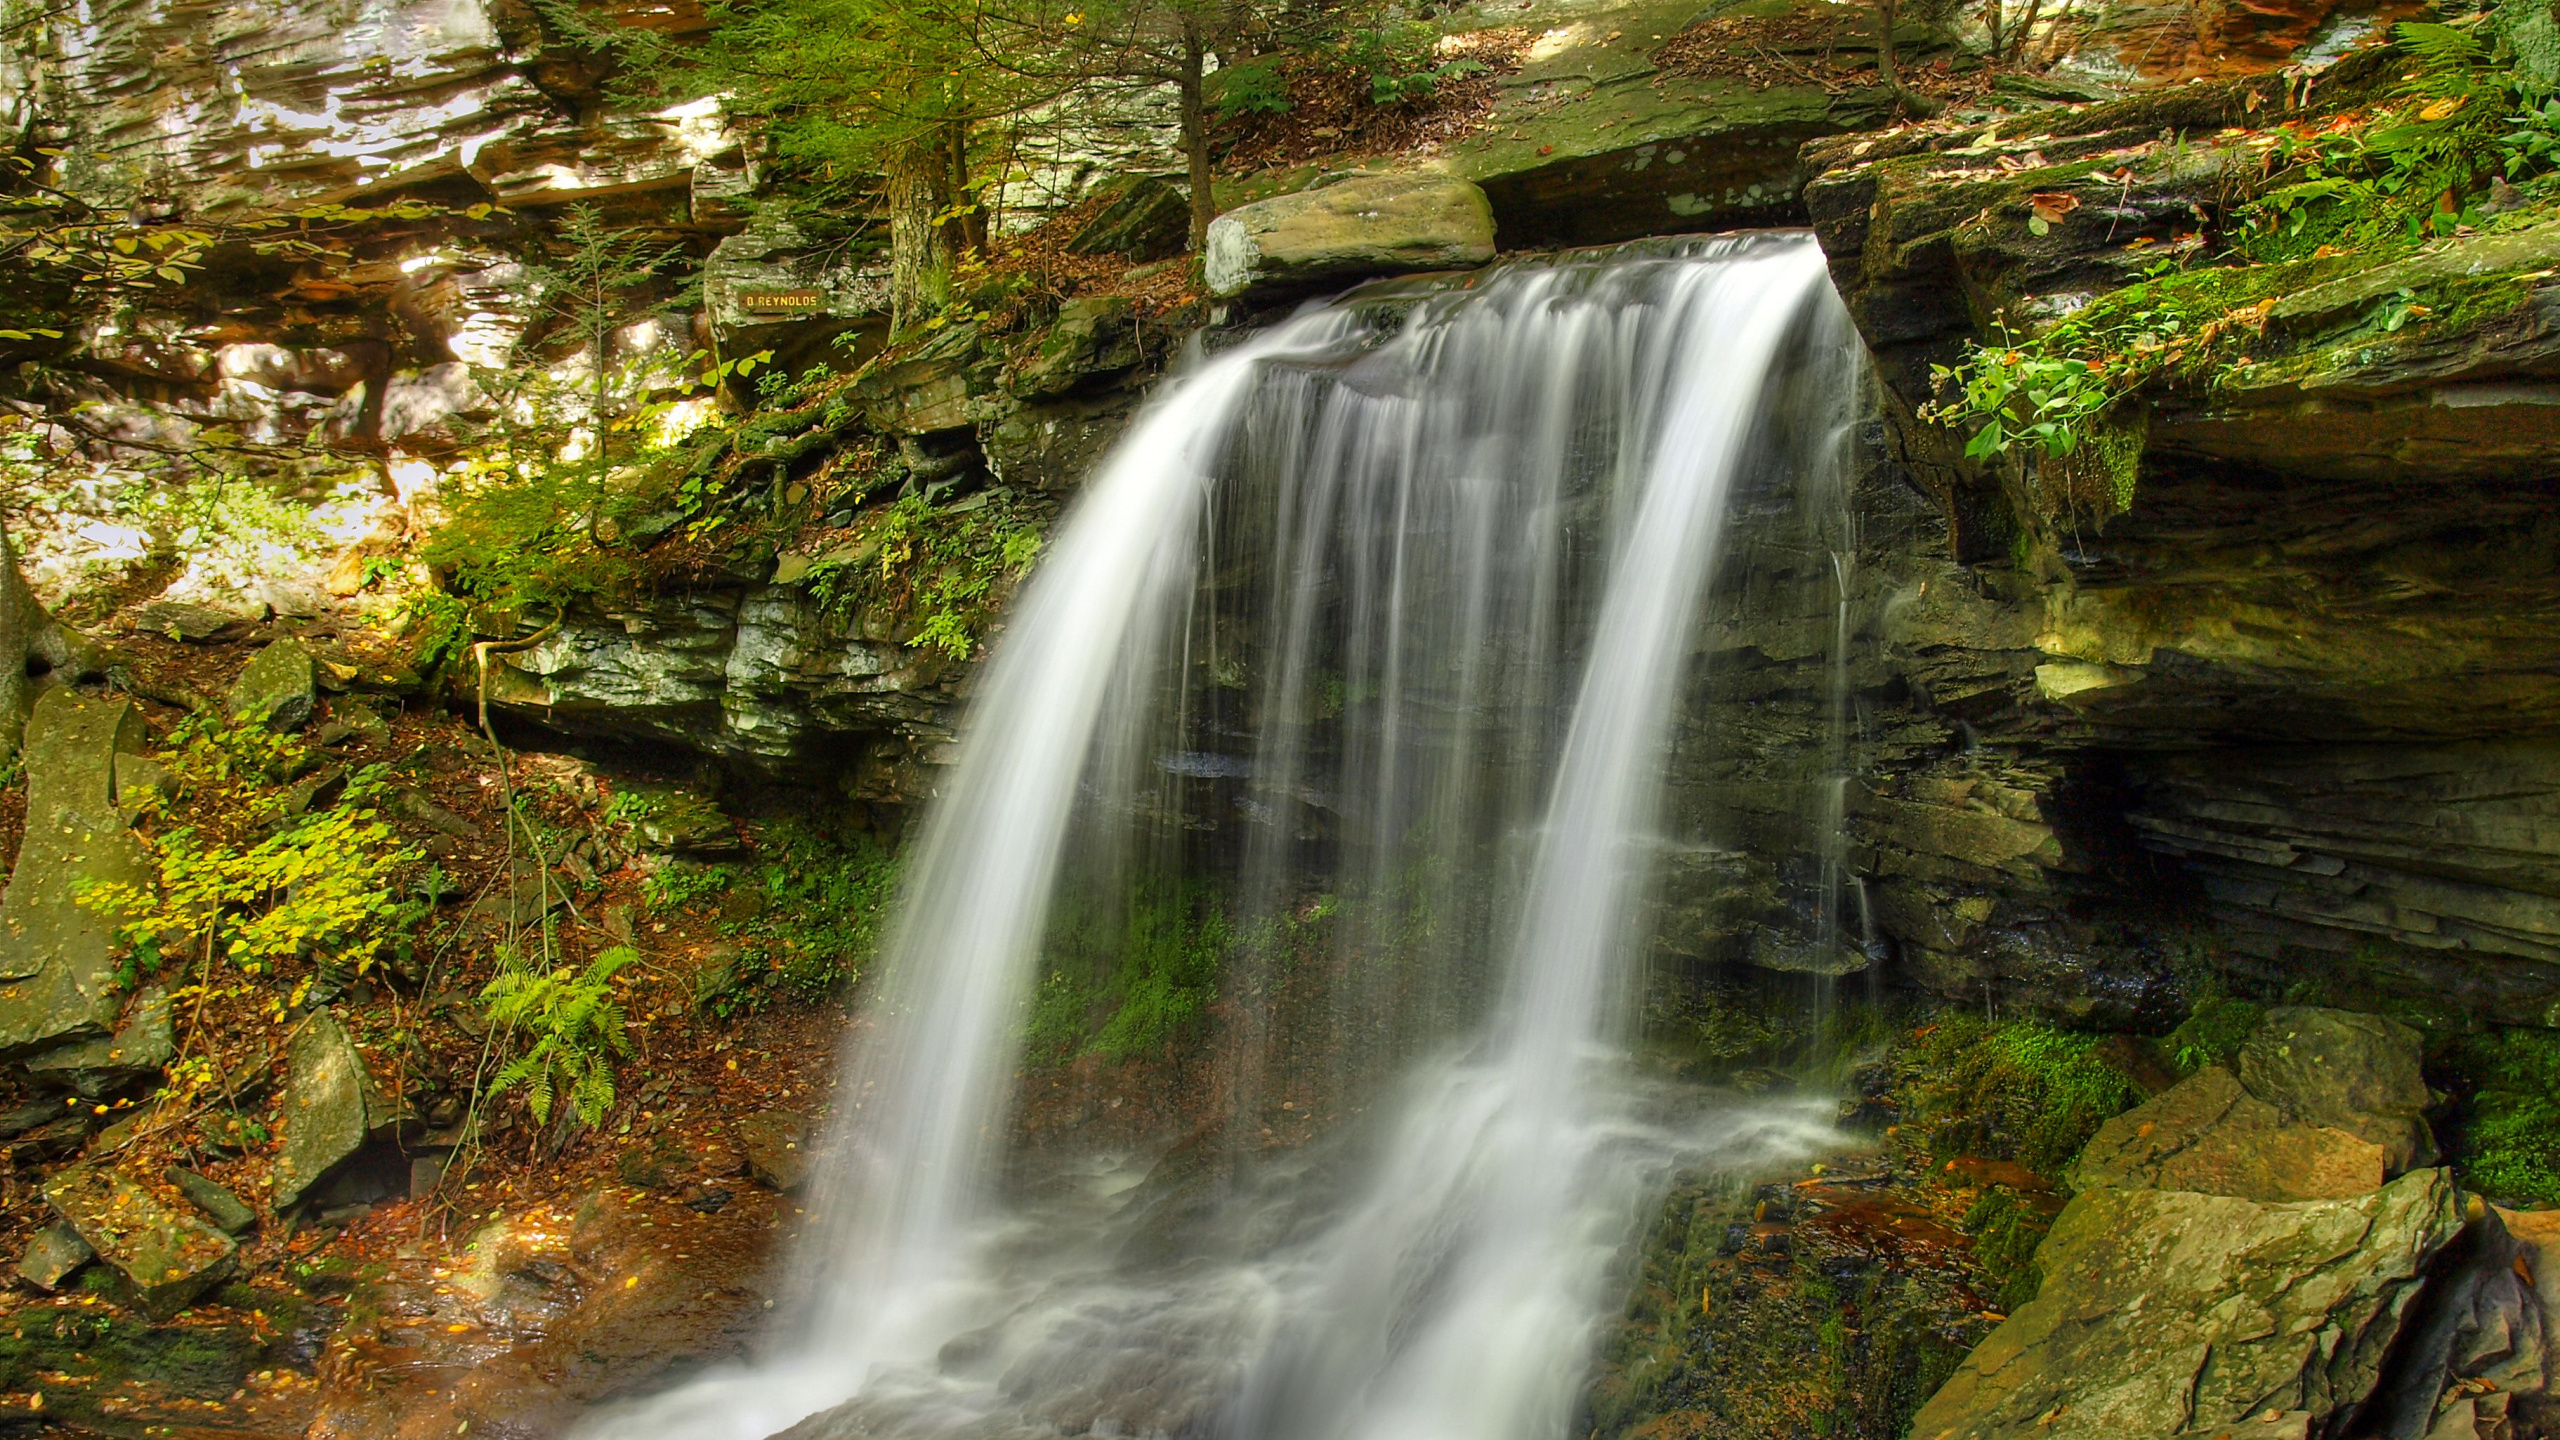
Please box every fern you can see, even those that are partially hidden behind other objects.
[482,946,638,1128]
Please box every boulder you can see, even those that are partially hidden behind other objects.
[2349,1204,2551,1438]
[0,692,152,1056]
[2072,1065,2388,1202]
[43,1166,237,1319]
[17,1220,92,1291]
[225,639,318,731]
[273,1009,399,1210]
[1906,1168,2461,1440]
[1066,177,1189,261]
[22,984,177,1098]
[166,1167,257,1235]
[622,785,740,856]
[1204,172,1495,301]
[735,1110,809,1191]
[1006,297,1142,401]
[2072,1007,2436,1203]
[2238,1007,2436,1173]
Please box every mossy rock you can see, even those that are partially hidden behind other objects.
[225,638,318,732]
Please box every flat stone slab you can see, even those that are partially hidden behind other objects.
[43,1166,237,1319]
[735,1110,809,1192]
[24,984,177,1098]
[167,1166,257,1234]
[274,1009,395,1210]
[17,1219,92,1291]
[2072,1065,2387,1202]
[0,691,150,1055]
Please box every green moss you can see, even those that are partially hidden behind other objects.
[1026,884,1231,1064]
[1958,1187,2048,1311]
[1893,1014,2144,1181]
[2164,995,2264,1076]
[686,819,899,1014]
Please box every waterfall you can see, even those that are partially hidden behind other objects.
[579,233,1864,1440]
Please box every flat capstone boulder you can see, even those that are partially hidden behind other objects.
[225,638,318,731]
[1204,172,1496,301]
[2073,1005,2435,1203]
[43,1165,237,1319]
[2238,1006,2435,1173]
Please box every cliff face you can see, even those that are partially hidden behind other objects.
[17,0,2559,1023]
[1801,64,2560,1025]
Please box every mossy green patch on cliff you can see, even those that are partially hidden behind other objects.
[1026,884,1233,1064]
[1892,1014,2143,1180]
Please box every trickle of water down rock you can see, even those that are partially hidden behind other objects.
[577,234,1864,1440]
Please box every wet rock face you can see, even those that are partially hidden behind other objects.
[310,1187,782,1440]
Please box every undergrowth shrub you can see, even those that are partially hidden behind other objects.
[80,713,426,986]
[482,945,637,1128]
[803,489,1046,658]
[2447,1027,2560,1206]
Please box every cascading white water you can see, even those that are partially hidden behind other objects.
[579,233,1863,1440]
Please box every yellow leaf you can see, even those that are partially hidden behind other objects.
[111,235,138,255]
[2420,97,2465,122]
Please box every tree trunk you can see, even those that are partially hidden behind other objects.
[886,131,961,333]
[1873,0,1944,118]
[1179,19,1216,260]
[946,119,987,259]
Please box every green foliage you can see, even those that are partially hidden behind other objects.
[803,488,1047,657]
[2234,26,2519,260]
[1927,340,2122,463]
[1026,884,1230,1063]
[419,458,651,619]
[2448,1026,2560,1206]
[482,946,639,1128]
[1207,53,1294,115]
[1339,17,1486,105]
[641,860,736,913]
[2165,995,2264,1075]
[1893,1014,2143,1180]
[79,715,425,982]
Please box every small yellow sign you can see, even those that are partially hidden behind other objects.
[739,290,825,313]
